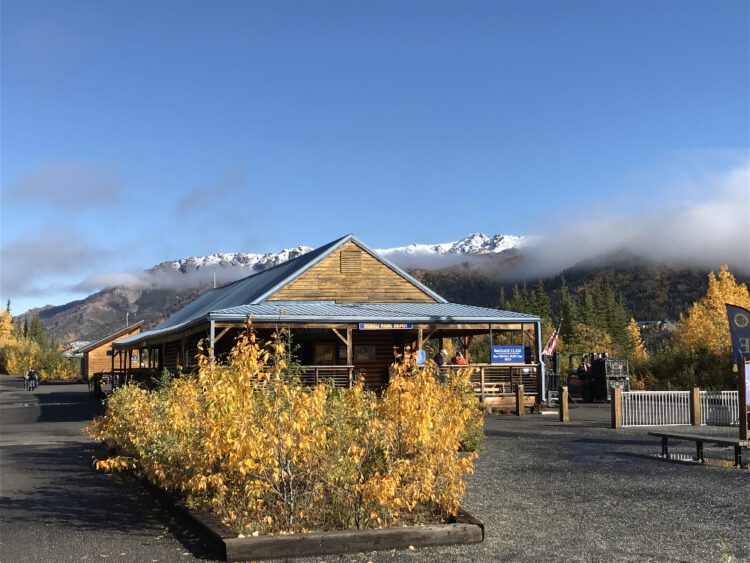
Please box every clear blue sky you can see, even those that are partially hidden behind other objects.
[1,0,749,314]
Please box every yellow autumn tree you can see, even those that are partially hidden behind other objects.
[627,318,648,362]
[88,326,480,535]
[677,265,750,356]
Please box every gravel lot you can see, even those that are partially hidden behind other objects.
[304,405,750,563]
[2,378,748,562]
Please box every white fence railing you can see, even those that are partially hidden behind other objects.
[620,390,739,427]
[621,391,691,427]
[700,391,740,426]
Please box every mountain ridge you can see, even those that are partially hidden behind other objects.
[22,232,747,345]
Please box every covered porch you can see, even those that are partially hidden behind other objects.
[111,313,545,406]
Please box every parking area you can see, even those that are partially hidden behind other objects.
[1,378,748,562]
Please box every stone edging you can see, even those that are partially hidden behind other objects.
[142,480,484,561]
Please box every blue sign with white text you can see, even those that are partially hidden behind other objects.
[416,350,426,366]
[491,345,525,364]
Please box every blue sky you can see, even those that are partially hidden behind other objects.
[1,0,749,314]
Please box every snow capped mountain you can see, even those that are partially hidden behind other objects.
[376,233,526,257]
[150,233,526,276]
[151,246,314,274]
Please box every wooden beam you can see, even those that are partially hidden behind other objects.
[213,327,232,345]
[331,328,349,346]
[417,328,423,351]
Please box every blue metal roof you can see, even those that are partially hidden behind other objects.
[114,302,539,346]
[155,235,350,330]
[112,234,534,348]
[211,302,539,323]
[145,234,446,332]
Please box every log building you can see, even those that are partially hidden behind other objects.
[78,321,143,380]
[112,235,545,407]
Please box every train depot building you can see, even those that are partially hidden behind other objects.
[112,235,545,408]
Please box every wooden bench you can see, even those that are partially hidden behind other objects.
[648,431,750,468]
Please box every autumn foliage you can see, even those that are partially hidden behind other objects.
[87,327,480,535]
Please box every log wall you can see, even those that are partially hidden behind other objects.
[269,242,436,303]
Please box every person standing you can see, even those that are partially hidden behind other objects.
[27,367,39,391]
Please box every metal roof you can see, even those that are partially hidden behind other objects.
[211,302,539,322]
[132,233,445,332]
[77,321,144,353]
[114,302,540,346]
[153,235,350,331]
[112,234,532,348]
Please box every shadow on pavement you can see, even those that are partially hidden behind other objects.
[0,442,217,560]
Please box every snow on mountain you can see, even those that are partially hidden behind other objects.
[147,233,526,280]
[376,233,526,258]
[151,246,314,274]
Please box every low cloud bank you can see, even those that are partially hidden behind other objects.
[516,163,750,279]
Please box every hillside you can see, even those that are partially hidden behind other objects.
[24,233,749,344]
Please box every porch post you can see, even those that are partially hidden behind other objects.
[346,328,353,365]
[417,328,423,352]
[209,320,216,365]
[536,320,545,403]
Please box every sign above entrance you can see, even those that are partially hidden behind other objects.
[358,323,413,330]
[491,345,525,364]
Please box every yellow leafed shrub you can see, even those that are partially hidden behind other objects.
[86,326,480,535]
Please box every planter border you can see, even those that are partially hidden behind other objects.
[142,480,484,561]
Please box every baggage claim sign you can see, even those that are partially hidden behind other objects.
[726,304,750,440]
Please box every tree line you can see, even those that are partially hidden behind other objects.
[496,266,749,390]
[0,301,79,379]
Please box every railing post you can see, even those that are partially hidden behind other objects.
[611,387,623,429]
[690,387,701,426]
[516,384,525,416]
[559,386,569,422]
[479,366,485,404]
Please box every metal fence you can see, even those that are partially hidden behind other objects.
[621,391,691,427]
[700,391,740,426]
[620,390,739,427]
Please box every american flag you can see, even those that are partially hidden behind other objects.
[542,320,562,357]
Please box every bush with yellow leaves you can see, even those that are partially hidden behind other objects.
[87,326,480,535]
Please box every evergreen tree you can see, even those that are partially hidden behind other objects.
[28,315,47,346]
[532,279,551,320]
[581,287,595,326]
[559,276,577,341]
[498,287,507,310]
[22,317,29,338]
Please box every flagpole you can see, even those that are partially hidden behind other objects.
[739,359,749,441]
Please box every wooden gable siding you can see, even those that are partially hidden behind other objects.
[81,327,141,378]
[268,242,436,303]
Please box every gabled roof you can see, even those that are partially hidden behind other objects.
[77,321,144,353]
[151,234,446,333]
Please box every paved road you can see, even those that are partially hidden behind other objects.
[0,376,217,563]
[2,377,749,562]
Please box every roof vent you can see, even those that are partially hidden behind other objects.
[340,249,362,273]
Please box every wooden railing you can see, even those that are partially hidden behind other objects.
[299,365,354,388]
[439,364,539,403]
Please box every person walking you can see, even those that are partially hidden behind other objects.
[27,367,39,391]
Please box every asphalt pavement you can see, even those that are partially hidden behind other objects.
[0,376,217,563]
[1,376,748,562]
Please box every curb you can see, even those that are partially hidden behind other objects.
[142,480,484,561]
